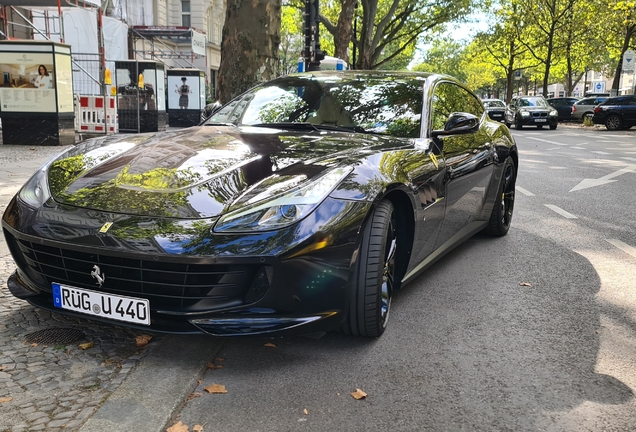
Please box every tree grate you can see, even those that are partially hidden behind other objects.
[24,328,86,345]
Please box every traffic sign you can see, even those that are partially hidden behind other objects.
[623,49,635,73]
[592,81,605,92]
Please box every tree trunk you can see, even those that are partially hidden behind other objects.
[333,0,357,64]
[358,0,379,69]
[611,24,635,94]
[218,0,281,104]
[541,30,555,97]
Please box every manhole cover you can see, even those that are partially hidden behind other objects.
[24,328,85,345]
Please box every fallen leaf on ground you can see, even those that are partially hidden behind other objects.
[187,392,202,401]
[519,282,532,287]
[135,334,153,347]
[0,397,13,403]
[207,362,222,370]
[264,343,276,348]
[350,389,367,400]
[0,366,5,371]
[204,384,227,394]
[31,343,38,347]
[193,425,204,432]
[215,357,225,362]
[78,342,94,350]
[303,408,308,415]
[166,421,189,432]
[198,379,203,384]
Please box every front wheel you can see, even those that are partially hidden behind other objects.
[484,157,516,237]
[605,115,622,131]
[549,124,557,130]
[515,118,523,130]
[342,200,397,337]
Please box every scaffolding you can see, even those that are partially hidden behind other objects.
[0,0,106,95]
[130,26,205,70]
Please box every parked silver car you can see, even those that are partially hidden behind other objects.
[571,96,608,122]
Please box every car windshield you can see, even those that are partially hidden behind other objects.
[205,74,425,138]
[484,100,505,108]
[518,97,549,107]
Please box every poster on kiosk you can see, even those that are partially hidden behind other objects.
[0,41,74,145]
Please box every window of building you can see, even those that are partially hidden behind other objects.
[181,1,191,27]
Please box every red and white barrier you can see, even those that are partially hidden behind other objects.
[75,95,118,134]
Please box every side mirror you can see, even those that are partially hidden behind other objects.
[432,112,480,137]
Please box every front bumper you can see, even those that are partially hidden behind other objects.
[517,115,558,126]
[2,195,371,336]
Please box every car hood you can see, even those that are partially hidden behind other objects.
[47,125,401,219]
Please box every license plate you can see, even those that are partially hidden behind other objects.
[52,283,150,325]
[535,119,547,122]
[491,114,502,117]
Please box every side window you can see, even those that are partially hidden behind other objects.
[431,82,482,130]
[460,87,484,116]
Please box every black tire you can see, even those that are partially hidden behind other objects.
[484,157,516,237]
[605,114,622,131]
[537,125,543,129]
[515,117,523,129]
[342,200,397,337]
[549,124,557,130]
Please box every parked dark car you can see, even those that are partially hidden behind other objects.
[504,96,559,130]
[571,96,608,122]
[547,97,580,121]
[482,98,506,122]
[2,71,517,338]
[592,95,636,130]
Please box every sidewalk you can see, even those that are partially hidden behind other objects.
[0,143,222,432]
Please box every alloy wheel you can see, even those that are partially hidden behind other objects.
[380,215,397,328]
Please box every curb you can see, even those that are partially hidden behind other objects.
[79,335,224,432]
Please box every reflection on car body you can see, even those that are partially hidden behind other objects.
[2,71,518,338]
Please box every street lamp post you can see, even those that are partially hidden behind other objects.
[303,0,325,72]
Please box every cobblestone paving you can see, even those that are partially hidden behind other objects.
[0,144,158,432]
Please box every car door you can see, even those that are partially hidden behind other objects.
[625,96,636,125]
[428,81,496,251]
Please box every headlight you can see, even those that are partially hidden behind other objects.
[549,109,558,116]
[520,110,530,117]
[213,167,353,233]
[18,167,51,208]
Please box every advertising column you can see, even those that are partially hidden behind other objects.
[0,41,75,146]
[166,68,205,127]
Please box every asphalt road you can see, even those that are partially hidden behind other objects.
[2,124,636,431]
[172,125,636,431]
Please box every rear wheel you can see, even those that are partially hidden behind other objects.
[342,200,397,337]
[484,157,516,237]
[605,115,622,131]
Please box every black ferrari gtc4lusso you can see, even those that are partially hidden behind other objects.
[2,71,518,338]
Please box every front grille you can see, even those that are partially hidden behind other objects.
[7,232,266,311]
[532,112,548,118]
